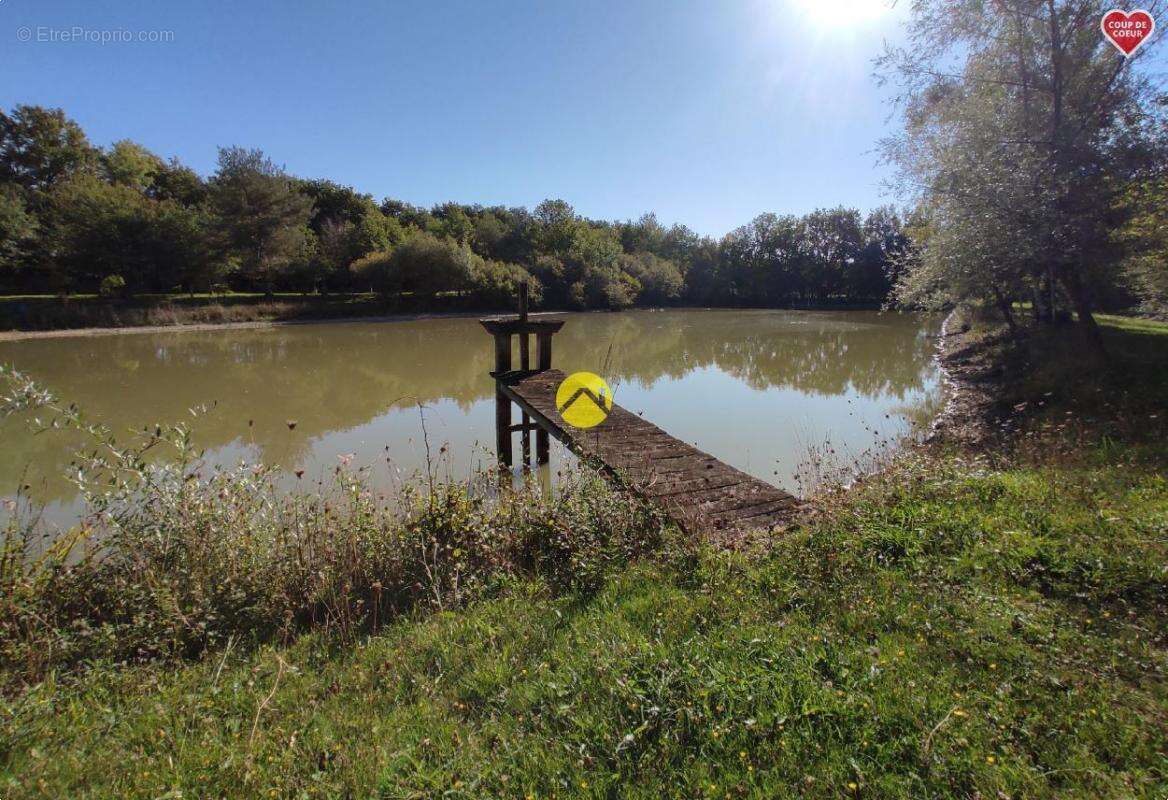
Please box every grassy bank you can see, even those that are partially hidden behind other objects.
[2,316,1167,798]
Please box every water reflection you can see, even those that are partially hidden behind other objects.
[0,309,940,519]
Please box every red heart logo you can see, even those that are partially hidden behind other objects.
[1101,9,1155,56]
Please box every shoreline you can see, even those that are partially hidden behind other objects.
[0,304,892,343]
[0,309,550,343]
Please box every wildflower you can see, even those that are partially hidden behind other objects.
[985,755,996,764]
[848,781,858,791]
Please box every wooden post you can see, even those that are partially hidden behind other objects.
[536,328,552,464]
[537,332,553,370]
[518,282,531,468]
[493,333,512,470]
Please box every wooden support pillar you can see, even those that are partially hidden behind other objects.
[493,333,512,471]
[480,298,562,474]
[537,332,553,370]
[518,284,531,469]
[536,327,552,464]
[536,428,549,466]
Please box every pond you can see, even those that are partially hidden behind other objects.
[0,309,942,527]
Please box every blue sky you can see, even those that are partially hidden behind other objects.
[2,0,1154,237]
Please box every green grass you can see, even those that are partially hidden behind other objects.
[2,315,1167,798]
[1096,314,1168,336]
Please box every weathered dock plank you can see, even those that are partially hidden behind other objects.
[496,368,799,538]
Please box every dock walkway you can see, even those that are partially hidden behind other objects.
[496,367,799,538]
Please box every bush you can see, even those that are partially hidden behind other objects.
[98,273,126,298]
[470,258,541,306]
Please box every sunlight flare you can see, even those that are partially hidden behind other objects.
[789,0,894,24]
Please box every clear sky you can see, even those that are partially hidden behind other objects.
[0,1,975,236]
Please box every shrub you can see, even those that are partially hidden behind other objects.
[98,273,126,298]
[470,258,541,306]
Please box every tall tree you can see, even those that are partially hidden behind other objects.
[102,140,164,192]
[209,147,312,292]
[0,184,38,288]
[0,105,97,191]
[43,174,219,293]
[879,0,1166,348]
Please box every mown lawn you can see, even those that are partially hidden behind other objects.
[2,316,1166,799]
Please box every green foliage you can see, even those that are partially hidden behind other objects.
[101,139,163,191]
[377,232,476,296]
[470,258,542,306]
[0,367,665,686]
[0,105,97,190]
[0,104,915,310]
[619,251,684,304]
[209,147,313,291]
[97,273,126,298]
[1117,168,1168,316]
[41,174,220,293]
[0,183,37,283]
[42,174,221,293]
[148,157,208,207]
[879,1,1163,330]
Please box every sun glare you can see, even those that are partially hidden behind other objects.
[790,0,893,24]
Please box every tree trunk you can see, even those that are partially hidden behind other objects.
[993,286,1020,337]
[1058,269,1106,358]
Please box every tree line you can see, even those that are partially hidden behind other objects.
[0,104,906,309]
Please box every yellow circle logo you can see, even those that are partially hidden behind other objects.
[555,372,613,429]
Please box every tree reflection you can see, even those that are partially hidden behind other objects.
[0,310,938,503]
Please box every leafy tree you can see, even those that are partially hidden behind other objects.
[356,232,475,297]
[434,202,475,244]
[299,179,376,231]
[0,105,97,191]
[380,198,435,232]
[619,251,684,304]
[102,140,164,192]
[44,174,219,293]
[720,214,804,305]
[1113,106,1168,316]
[798,208,865,303]
[1117,168,1168,315]
[0,184,38,287]
[533,199,579,255]
[564,224,636,308]
[471,211,509,258]
[618,212,666,254]
[285,227,330,293]
[470,259,541,306]
[150,158,208,207]
[209,147,312,292]
[878,0,1165,347]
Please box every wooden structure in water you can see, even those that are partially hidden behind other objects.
[481,286,798,538]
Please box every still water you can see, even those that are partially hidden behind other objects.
[0,309,941,526]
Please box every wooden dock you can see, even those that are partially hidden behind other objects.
[481,287,798,538]
[495,368,800,538]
